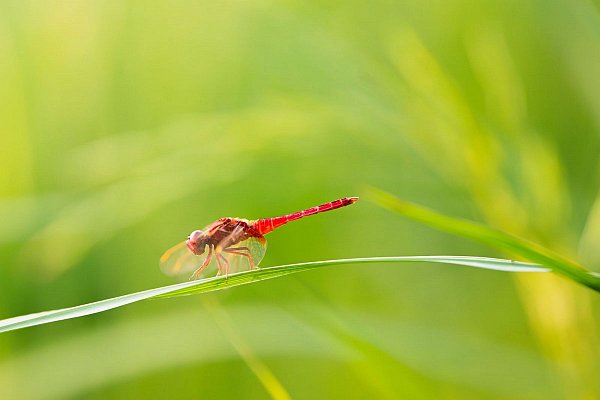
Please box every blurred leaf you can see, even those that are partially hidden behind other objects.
[343,312,563,399]
[368,188,600,292]
[578,189,600,271]
[0,256,547,333]
[0,303,561,400]
[204,297,291,400]
[0,305,354,400]
[290,303,564,399]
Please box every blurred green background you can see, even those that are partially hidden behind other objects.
[1,0,600,398]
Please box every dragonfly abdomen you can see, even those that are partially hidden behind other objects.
[254,196,358,235]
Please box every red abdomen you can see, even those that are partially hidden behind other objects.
[253,197,358,235]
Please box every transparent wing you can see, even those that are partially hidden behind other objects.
[219,235,267,274]
[159,241,207,277]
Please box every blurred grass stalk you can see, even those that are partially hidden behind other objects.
[382,25,600,397]
[204,297,291,400]
[370,187,600,396]
[368,188,600,291]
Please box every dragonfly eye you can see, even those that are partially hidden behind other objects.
[188,230,204,242]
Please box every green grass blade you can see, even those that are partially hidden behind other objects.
[368,187,600,292]
[0,256,547,333]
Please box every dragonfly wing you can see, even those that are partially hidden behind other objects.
[220,235,267,274]
[160,241,207,277]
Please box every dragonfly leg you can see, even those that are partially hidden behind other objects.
[223,247,255,270]
[190,246,213,280]
[215,251,224,276]
[230,246,250,252]
[214,246,230,278]
[219,253,229,278]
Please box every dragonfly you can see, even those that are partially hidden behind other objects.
[160,196,359,280]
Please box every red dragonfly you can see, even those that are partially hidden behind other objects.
[160,197,358,280]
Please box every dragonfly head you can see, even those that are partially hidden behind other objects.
[186,230,207,255]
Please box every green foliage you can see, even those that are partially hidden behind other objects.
[0,256,547,333]
[2,0,600,398]
[368,188,600,292]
